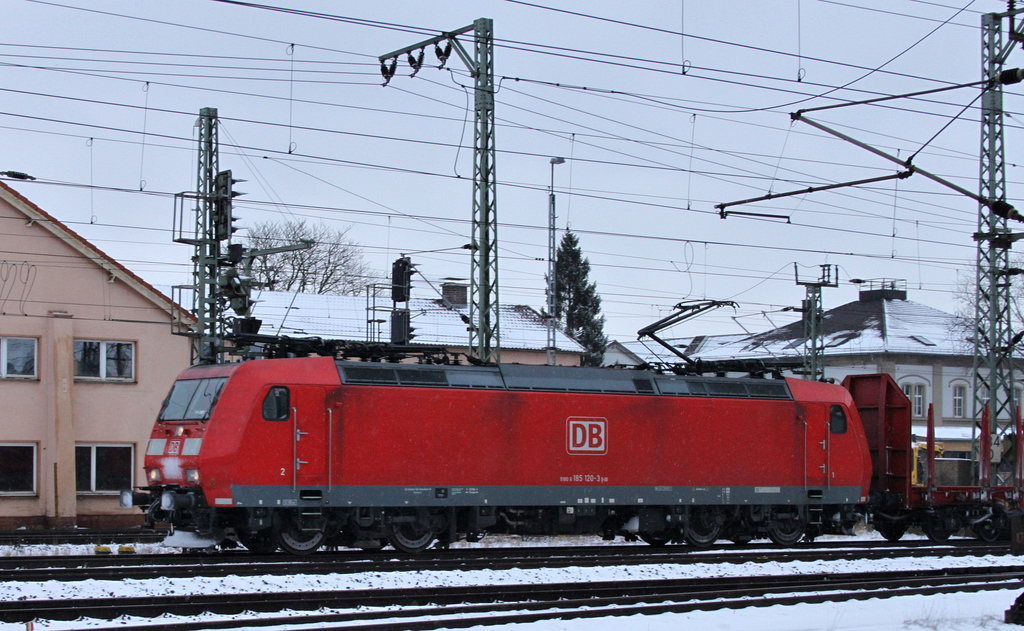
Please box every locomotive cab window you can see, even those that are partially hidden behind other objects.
[263,386,290,421]
[829,405,847,434]
[159,377,227,422]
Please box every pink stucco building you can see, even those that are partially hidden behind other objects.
[0,182,193,528]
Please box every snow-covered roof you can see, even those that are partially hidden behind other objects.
[611,293,967,365]
[249,289,585,354]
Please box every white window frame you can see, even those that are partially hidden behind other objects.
[952,384,967,419]
[73,339,135,382]
[1,337,37,379]
[902,382,926,418]
[0,442,37,495]
[75,443,134,494]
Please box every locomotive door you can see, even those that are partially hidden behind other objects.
[804,403,829,489]
[293,386,329,486]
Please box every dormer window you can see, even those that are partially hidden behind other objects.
[910,335,936,347]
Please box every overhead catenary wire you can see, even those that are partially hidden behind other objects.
[0,90,988,241]
[0,176,980,272]
[2,0,1005,339]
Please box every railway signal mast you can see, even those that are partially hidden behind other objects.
[379,19,501,364]
[172,107,227,364]
[173,108,310,364]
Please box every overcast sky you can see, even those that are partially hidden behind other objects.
[1,0,1019,345]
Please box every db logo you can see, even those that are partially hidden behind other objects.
[567,417,607,455]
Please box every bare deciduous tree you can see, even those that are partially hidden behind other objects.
[951,259,1024,354]
[245,219,372,295]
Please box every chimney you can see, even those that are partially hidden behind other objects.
[441,283,468,307]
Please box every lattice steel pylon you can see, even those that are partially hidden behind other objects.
[172,109,312,364]
[974,9,1024,485]
[795,264,838,382]
[379,18,501,363]
[188,107,223,365]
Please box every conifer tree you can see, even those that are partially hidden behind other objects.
[554,231,609,366]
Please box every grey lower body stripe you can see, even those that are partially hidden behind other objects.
[228,485,864,509]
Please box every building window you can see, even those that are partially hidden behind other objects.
[952,385,966,419]
[74,340,134,381]
[0,444,36,494]
[902,382,926,418]
[75,444,133,493]
[1,337,36,379]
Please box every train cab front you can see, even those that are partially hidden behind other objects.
[121,366,233,547]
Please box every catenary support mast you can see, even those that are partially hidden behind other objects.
[795,264,837,382]
[380,19,500,363]
[974,9,1024,484]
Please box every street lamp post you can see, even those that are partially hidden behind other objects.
[547,157,565,366]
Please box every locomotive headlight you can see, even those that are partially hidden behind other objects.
[146,469,161,484]
[185,469,201,484]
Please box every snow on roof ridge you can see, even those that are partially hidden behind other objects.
[247,288,585,353]
[613,296,966,364]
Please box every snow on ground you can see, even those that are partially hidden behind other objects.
[0,533,1021,631]
[0,543,169,557]
[446,591,1022,631]
[1,552,1022,601]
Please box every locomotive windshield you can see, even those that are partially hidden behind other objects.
[159,377,228,422]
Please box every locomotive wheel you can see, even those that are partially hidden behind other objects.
[239,529,278,554]
[639,532,672,547]
[389,522,435,553]
[682,506,722,547]
[874,520,908,542]
[765,513,805,546]
[275,520,326,555]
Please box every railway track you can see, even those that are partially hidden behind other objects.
[0,528,166,546]
[3,565,1021,628]
[0,539,1008,583]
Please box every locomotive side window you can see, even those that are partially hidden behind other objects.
[829,405,847,434]
[159,377,228,422]
[263,386,290,421]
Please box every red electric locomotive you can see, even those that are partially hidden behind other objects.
[125,357,874,554]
